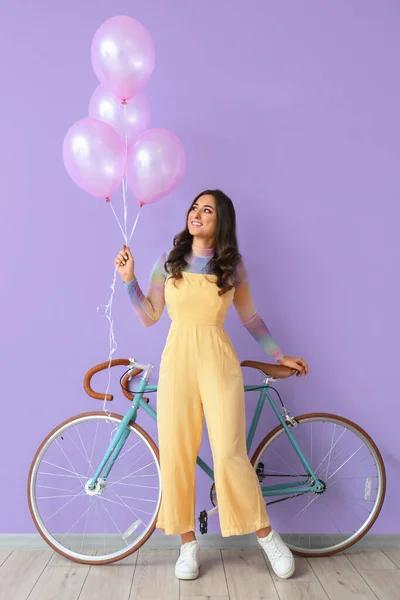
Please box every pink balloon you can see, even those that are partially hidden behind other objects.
[63,118,126,199]
[89,85,150,146]
[127,128,186,205]
[91,15,155,101]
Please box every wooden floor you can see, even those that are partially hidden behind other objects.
[0,547,399,600]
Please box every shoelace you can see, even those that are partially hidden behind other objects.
[180,543,198,562]
[263,537,282,561]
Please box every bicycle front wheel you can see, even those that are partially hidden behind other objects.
[28,412,161,565]
[251,413,386,557]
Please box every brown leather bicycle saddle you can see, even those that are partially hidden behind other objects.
[241,360,296,379]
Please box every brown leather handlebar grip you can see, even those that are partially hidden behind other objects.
[83,358,131,401]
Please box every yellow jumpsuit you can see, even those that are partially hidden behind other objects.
[155,272,270,536]
[125,248,285,536]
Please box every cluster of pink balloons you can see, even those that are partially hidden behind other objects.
[63,15,186,205]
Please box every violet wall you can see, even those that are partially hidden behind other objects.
[1,0,399,534]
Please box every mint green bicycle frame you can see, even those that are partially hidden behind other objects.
[89,376,324,497]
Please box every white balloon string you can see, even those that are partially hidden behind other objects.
[122,102,128,241]
[109,201,128,244]
[128,205,142,245]
[98,113,142,423]
[97,266,118,419]
[122,174,128,241]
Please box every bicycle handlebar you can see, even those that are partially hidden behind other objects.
[83,358,143,402]
[83,356,296,404]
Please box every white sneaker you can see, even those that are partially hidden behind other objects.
[257,529,295,579]
[175,540,200,580]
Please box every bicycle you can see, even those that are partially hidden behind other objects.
[28,357,386,565]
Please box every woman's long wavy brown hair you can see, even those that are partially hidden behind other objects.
[165,189,242,295]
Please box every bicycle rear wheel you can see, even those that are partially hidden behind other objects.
[251,413,386,557]
[28,412,161,565]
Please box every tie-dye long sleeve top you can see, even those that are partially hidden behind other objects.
[124,247,285,361]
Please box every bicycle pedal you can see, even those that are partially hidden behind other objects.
[199,509,208,534]
[256,461,265,482]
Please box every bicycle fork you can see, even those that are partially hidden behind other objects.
[87,360,154,492]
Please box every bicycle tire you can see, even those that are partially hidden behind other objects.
[251,412,386,557]
[28,411,161,565]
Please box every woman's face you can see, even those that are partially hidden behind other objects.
[187,194,217,243]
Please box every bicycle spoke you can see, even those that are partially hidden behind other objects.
[110,489,143,524]
[316,437,372,482]
[98,497,128,543]
[79,499,93,553]
[37,484,81,493]
[118,495,157,503]
[118,438,142,460]
[292,491,320,521]
[55,438,86,489]
[43,491,86,523]
[38,493,85,500]
[111,482,159,489]
[314,427,347,477]
[263,468,306,476]
[41,461,87,480]
[39,472,85,479]
[321,496,343,534]
[75,426,95,474]
[327,488,371,521]
[59,501,93,543]
[325,444,364,482]
[269,445,297,476]
[98,494,153,517]
[88,420,100,477]
[107,460,156,489]
[324,423,337,480]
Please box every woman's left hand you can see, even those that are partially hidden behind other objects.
[279,356,309,377]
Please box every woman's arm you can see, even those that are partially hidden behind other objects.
[124,252,167,327]
[233,260,285,361]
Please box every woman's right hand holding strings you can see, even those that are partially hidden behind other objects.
[115,244,135,284]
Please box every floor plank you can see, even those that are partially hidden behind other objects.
[274,581,329,600]
[345,549,397,571]
[79,557,136,600]
[1,548,399,599]
[0,550,12,568]
[221,549,278,600]
[129,549,179,600]
[28,566,89,600]
[383,550,400,569]
[180,597,229,600]
[319,579,377,600]
[359,569,400,600]
[0,550,53,600]
[48,552,93,567]
[308,555,377,600]
[179,549,229,597]
[263,555,328,600]
[308,555,367,583]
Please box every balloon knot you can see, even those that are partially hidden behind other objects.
[105,197,111,203]
[121,99,127,105]
[140,202,145,208]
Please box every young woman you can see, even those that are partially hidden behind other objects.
[115,189,308,581]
